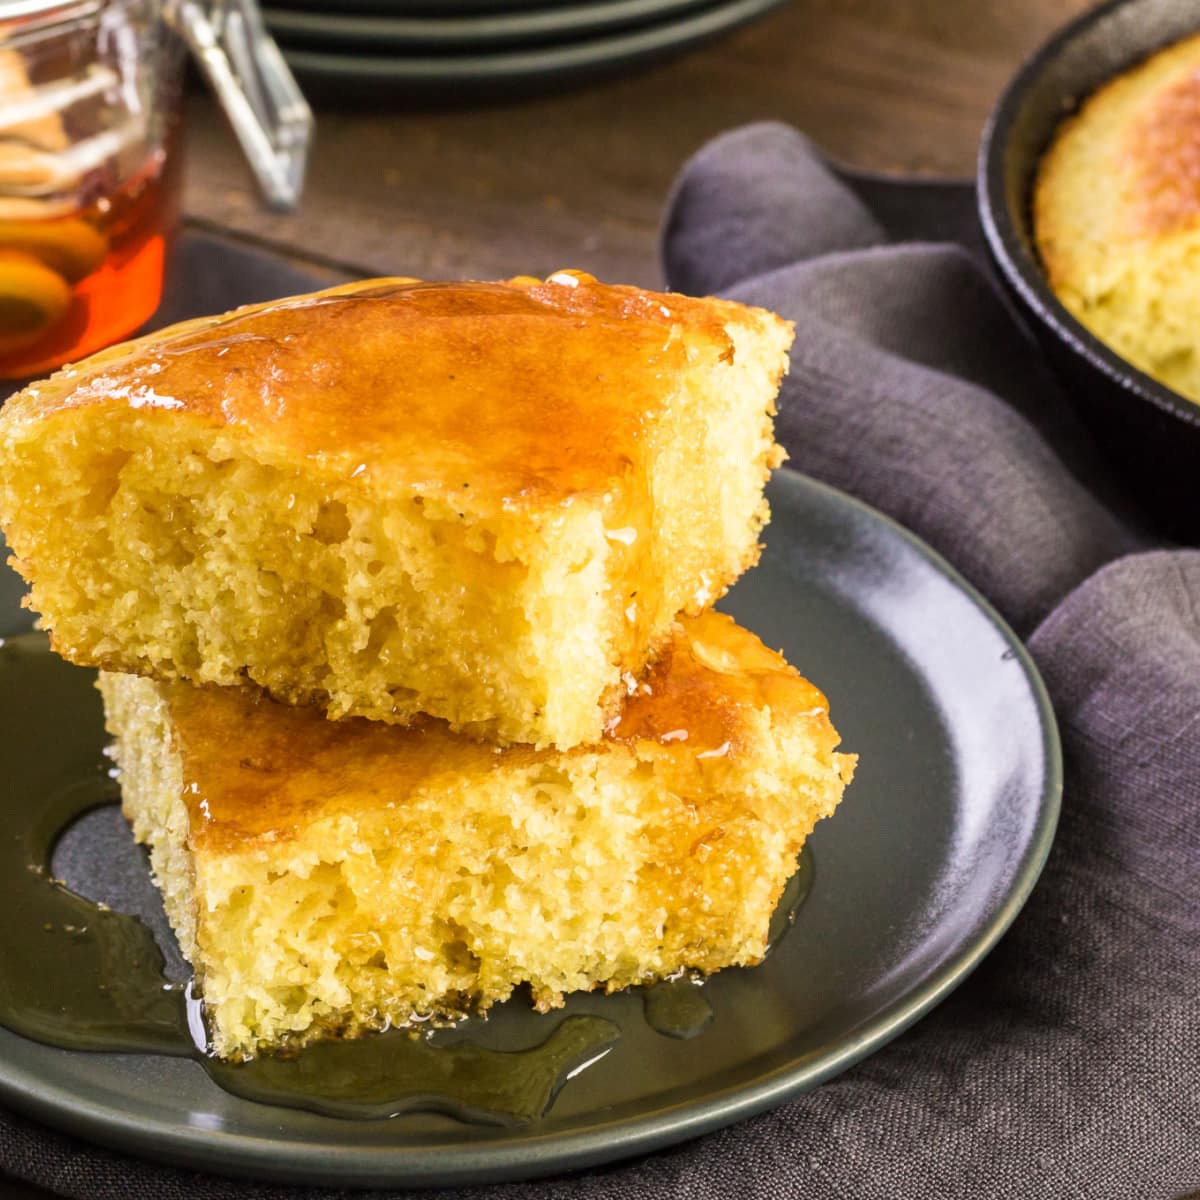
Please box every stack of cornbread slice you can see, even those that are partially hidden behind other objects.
[0,272,856,1060]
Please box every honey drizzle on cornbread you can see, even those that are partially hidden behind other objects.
[166,611,834,854]
[608,610,829,757]
[3,273,735,509]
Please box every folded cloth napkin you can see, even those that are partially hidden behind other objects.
[3,129,1199,1199]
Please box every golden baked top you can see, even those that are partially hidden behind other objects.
[1034,32,1200,403]
[1123,50,1200,238]
[607,610,826,753]
[162,610,832,854]
[1036,33,1200,259]
[0,272,788,510]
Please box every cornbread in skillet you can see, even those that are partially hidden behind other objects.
[1035,32,1200,404]
[0,272,791,749]
[99,610,855,1060]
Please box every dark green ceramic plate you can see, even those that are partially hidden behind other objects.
[0,470,1060,1188]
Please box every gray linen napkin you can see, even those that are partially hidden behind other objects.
[3,129,1200,1198]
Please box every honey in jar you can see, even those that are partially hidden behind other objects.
[0,150,180,380]
[0,4,182,381]
[0,0,310,382]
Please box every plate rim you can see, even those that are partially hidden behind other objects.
[276,0,788,81]
[262,0,722,49]
[0,469,1062,1189]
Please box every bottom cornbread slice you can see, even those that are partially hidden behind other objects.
[99,611,856,1060]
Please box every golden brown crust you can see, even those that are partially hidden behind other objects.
[1033,32,1200,405]
[162,610,836,854]
[608,610,828,755]
[1036,31,1200,270]
[0,271,789,512]
[1124,62,1200,237]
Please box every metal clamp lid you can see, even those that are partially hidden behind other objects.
[168,0,312,211]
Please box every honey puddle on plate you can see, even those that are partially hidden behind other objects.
[0,633,810,1123]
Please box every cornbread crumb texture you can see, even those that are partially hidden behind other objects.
[0,273,791,749]
[100,611,856,1060]
[1035,32,1200,403]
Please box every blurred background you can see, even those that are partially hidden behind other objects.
[0,0,1095,381]
[186,0,1094,287]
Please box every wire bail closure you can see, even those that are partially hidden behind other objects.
[168,0,312,211]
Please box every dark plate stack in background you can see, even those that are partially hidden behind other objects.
[261,0,788,95]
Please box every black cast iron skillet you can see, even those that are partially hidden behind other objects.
[978,0,1200,543]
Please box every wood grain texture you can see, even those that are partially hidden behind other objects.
[184,0,1095,285]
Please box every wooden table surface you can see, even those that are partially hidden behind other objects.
[1,2,1095,1198]
[183,0,1094,289]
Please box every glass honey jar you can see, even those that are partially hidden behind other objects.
[0,0,311,380]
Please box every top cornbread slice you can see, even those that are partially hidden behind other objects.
[1035,32,1200,404]
[0,272,791,748]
